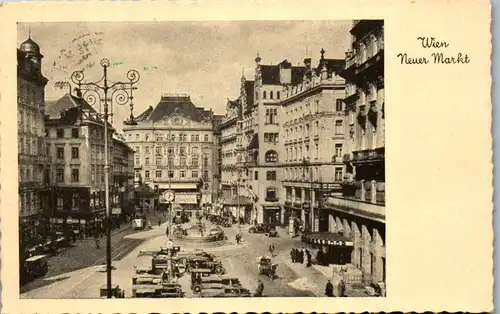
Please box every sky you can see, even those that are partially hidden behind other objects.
[18,21,351,132]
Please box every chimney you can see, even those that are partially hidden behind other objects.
[255,53,261,66]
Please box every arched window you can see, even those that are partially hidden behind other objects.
[265,187,278,201]
[265,150,278,162]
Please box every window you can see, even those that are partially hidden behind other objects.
[135,146,140,153]
[145,170,150,179]
[265,188,277,201]
[56,168,64,182]
[203,170,209,180]
[254,171,258,180]
[155,146,162,155]
[335,167,343,181]
[203,156,209,167]
[57,128,64,138]
[71,147,79,159]
[265,150,278,162]
[305,124,310,136]
[71,128,79,138]
[180,156,186,166]
[57,197,64,211]
[335,144,343,157]
[191,134,196,142]
[195,135,200,142]
[204,134,209,142]
[72,194,79,210]
[168,157,174,167]
[265,109,278,124]
[135,134,139,140]
[192,147,199,154]
[192,170,199,178]
[155,170,162,178]
[180,146,186,155]
[145,157,150,165]
[57,147,64,159]
[277,91,280,99]
[335,120,343,134]
[71,168,80,182]
[270,91,273,99]
[336,99,343,112]
[263,91,267,99]
[192,155,199,167]
[180,170,186,178]
[135,171,140,179]
[315,100,320,113]
[135,157,140,165]
[156,157,161,165]
[145,134,149,141]
[264,133,279,143]
[266,171,277,180]
[168,171,174,178]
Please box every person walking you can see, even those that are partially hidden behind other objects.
[338,279,346,297]
[269,244,275,257]
[290,248,295,263]
[254,279,264,297]
[306,249,312,267]
[165,226,170,237]
[325,280,334,297]
[95,238,100,249]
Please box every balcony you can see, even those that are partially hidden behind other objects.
[352,147,384,164]
[326,194,385,222]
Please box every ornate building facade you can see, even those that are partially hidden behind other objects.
[281,50,346,232]
[17,36,50,247]
[325,19,385,285]
[44,92,118,236]
[124,93,217,216]
[243,55,302,225]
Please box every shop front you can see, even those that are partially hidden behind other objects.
[223,195,253,224]
[263,204,281,225]
[302,232,354,265]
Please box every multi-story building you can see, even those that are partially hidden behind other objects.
[243,55,306,225]
[17,36,50,247]
[281,50,346,232]
[124,93,217,217]
[111,133,136,218]
[45,91,114,236]
[210,114,224,210]
[325,19,385,285]
[219,90,254,222]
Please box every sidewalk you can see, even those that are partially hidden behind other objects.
[279,259,328,297]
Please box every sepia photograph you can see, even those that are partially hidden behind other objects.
[16,19,385,299]
[0,0,493,313]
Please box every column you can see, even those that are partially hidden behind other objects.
[312,189,319,232]
[371,180,377,204]
[360,179,366,201]
[300,188,306,228]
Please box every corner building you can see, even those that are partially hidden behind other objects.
[124,94,217,216]
[17,36,50,247]
[326,19,386,286]
[280,50,346,233]
[243,55,304,225]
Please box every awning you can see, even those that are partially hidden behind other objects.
[158,183,197,190]
[302,232,354,247]
[135,184,155,197]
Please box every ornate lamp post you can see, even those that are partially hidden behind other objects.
[70,59,139,298]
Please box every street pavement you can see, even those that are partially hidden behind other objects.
[21,220,331,298]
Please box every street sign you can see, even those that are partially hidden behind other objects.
[163,190,175,202]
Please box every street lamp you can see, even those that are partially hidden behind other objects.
[70,59,140,298]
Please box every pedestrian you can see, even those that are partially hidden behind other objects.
[166,226,169,237]
[290,248,295,263]
[95,238,100,249]
[338,279,346,297]
[306,249,312,267]
[325,280,334,297]
[316,249,325,266]
[236,234,240,244]
[158,219,161,227]
[299,247,304,264]
[254,279,264,297]
[269,244,275,257]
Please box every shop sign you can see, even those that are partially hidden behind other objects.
[112,207,122,215]
[174,194,198,204]
[80,219,86,224]
[263,206,280,211]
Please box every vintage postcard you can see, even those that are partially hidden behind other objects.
[0,0,493,313]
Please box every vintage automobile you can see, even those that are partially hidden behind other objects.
[21,255,48,283]
[191,273,243,294]
[248,223,270,234]
[131,274,163,297]
[158,282,184,298]
[199,287,252,298]
[134,251,155,274]
[100,284,126,298]
[257,256,278,280]
[186,257,225,275]
[267,228,279,237]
